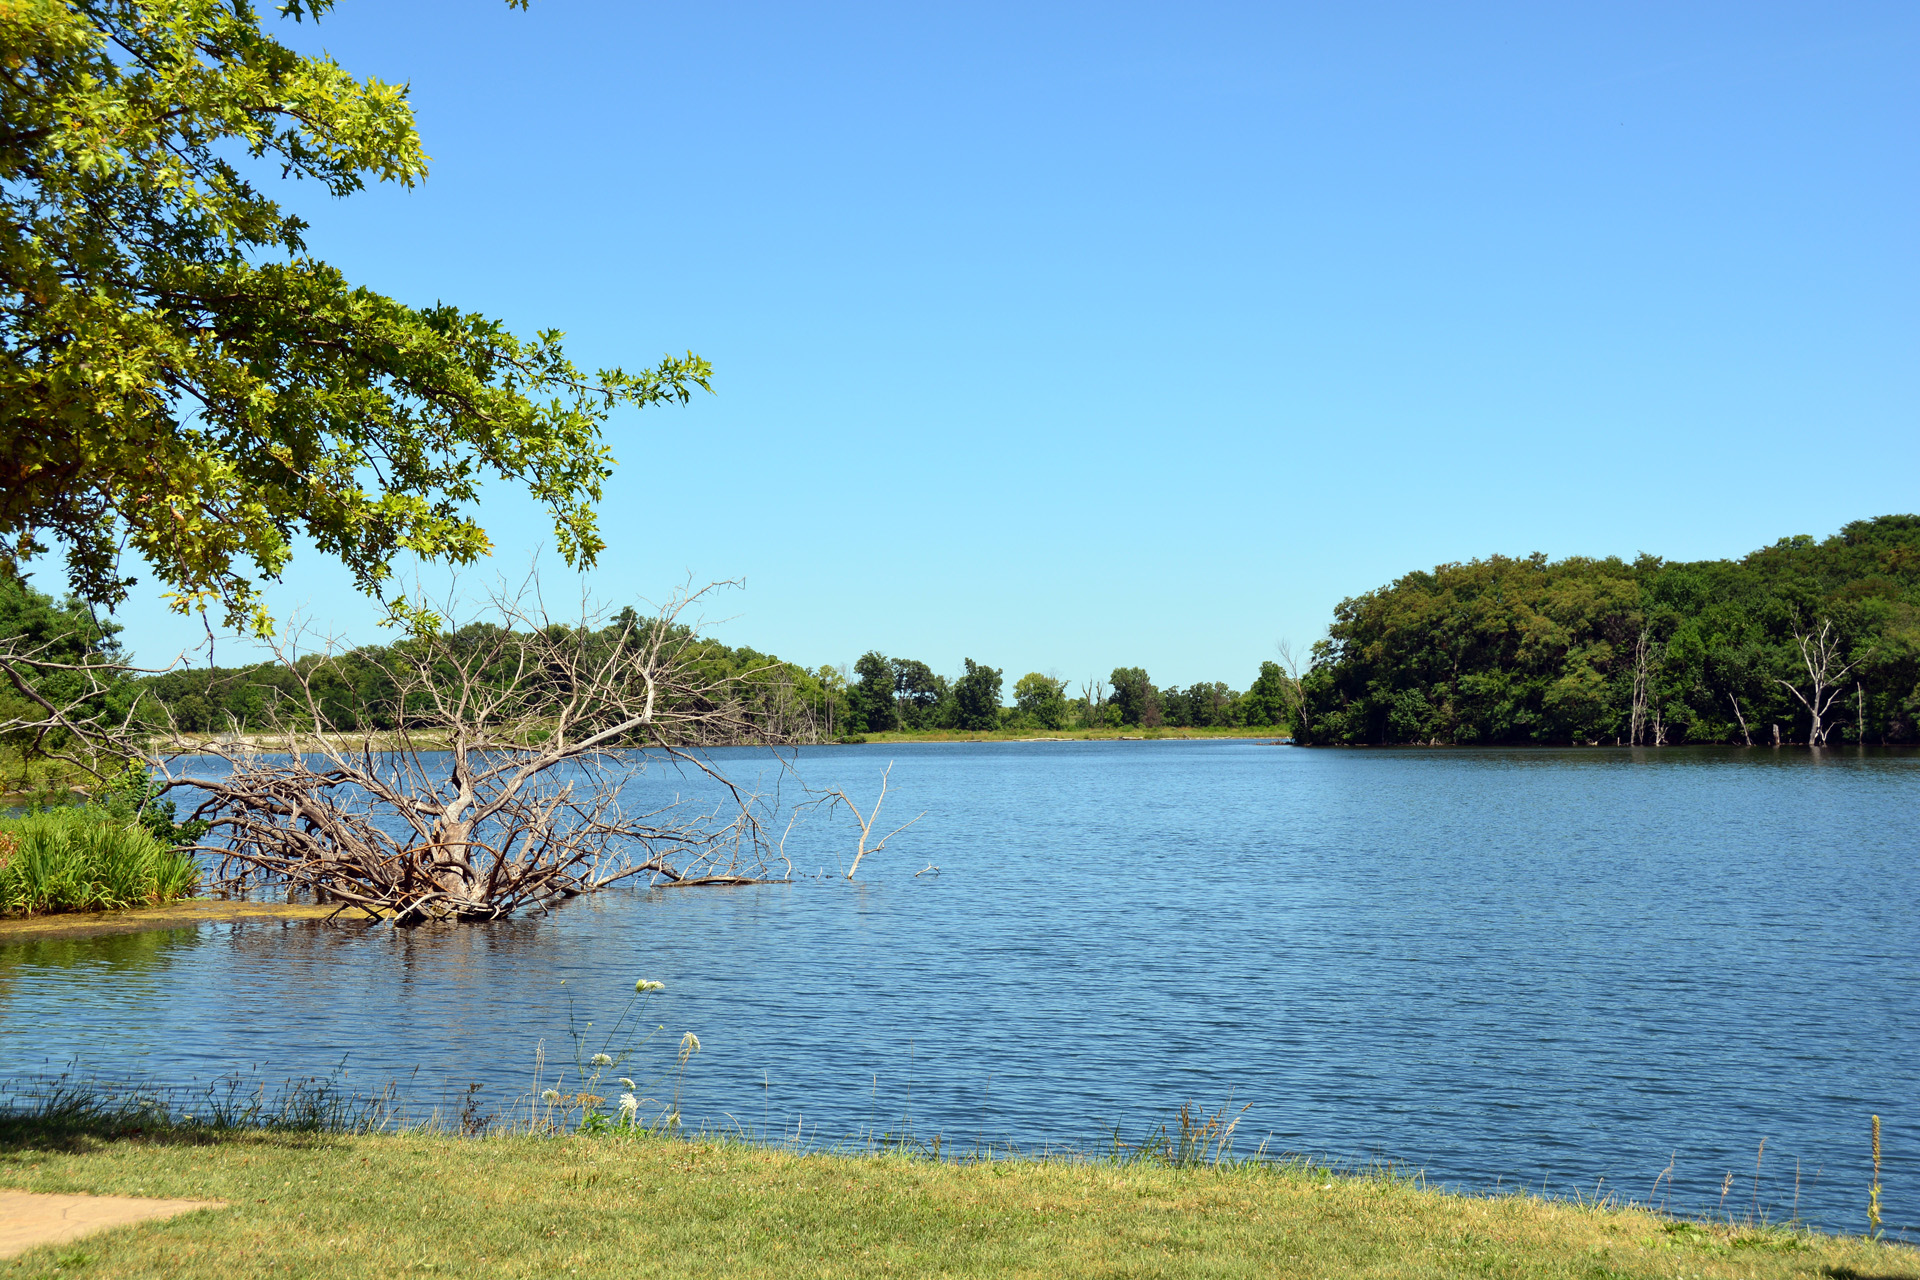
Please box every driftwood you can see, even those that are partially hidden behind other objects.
[814,761,924,880]
[156,583,809,922]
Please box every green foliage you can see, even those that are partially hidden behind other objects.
[949,659,1003,731]
[851,651,897,734]
[891,658,945,730]
[1108,667,1157,727]
[133,613,847,743]
[1012,672,1068,729]
[1,0,710,633]
[1160,681,1244,729]
[1295,515,1920,745]
[0,805,198,916]
[90,758,208,849]
[1240,662,1292,728]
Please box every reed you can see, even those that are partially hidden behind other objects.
[0,806,199,917]
[1869,1113,1883,1237]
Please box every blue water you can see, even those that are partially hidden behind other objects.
[2,742,1914,1237]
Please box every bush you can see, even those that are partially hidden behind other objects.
[0,807,199,917]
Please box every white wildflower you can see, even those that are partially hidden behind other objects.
[635,979,665,993]
[590,1053,613,1067]
[540,1089,561,1104]
[618,1078,635,1091]
[618,1093,638,1118]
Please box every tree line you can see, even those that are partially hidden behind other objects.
[1295,514,1920,746]
[3,567,1297,758]
[831,654,1295,735]
[12,513,1917,776]
[128,636,1298,741]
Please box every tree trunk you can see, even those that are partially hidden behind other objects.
[1728,693,1752,746]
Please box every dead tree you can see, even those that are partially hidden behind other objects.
[1629,628,1660,746]
[1276,640,1312,737]
[1775,618,1856,747]
[1727,693,1753,746]
[0,637,161,789]
[810,761,924,880]
[157,584,817,922]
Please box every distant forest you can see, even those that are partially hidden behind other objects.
[1296,515,1920,746]
[128,619,1293,742]
[832,655,1293,735]
[8,516,1916,756]
[135,649,1293,742]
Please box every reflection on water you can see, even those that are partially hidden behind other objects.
[1,742,1915,1239]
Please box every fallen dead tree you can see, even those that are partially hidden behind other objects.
[156,584,812,923]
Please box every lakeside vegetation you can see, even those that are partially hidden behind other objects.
[9,515,1920,795]
[0,1122,1910,1278]
[0,807,197,919]
[0,764,204,918]
[1297,515,1920,747]
[2,563,1295,790]
[851,724,1287,743]
[3,4,1907,1275]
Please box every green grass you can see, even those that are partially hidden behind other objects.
[0,808,199,918]
[0,1125,1912,1279]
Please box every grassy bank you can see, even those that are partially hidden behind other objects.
[0,808,198,919]
[850,726,1287,744]
[0,1126,1910,1278]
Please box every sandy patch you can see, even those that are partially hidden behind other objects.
[0,1189,227,1258]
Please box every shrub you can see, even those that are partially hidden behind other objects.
[0,807,199,917]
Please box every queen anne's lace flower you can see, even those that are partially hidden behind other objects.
[590,1053,614,1067]
[540,1089,561,1104]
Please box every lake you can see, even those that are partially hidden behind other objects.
[2,741,1914,1238]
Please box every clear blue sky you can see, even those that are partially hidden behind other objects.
[106,0,1918,689]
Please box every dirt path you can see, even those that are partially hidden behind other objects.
[0,1190,227,1258]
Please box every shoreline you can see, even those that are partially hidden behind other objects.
[0,899,337,944]
[844,726,1289,744]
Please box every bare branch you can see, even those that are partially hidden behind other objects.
[154,580,817,921]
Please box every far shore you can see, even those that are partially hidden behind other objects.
[845,726,1289,744]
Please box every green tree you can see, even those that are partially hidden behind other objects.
[1241,661,1292,728]
[2,0,711,633]
[1293,516,1920,745]
[1108,667,1157,727]
[950,659,1003,731]
[851,651,897,733]
[1187,681,1241,727]
[1012,672,1068,729]
[891,658,944,730]
[813,664,853,738]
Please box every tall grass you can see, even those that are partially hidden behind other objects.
[0,806,199,916]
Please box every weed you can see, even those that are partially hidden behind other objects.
[1868,1114,1882,1239]
[0,806,198,917]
